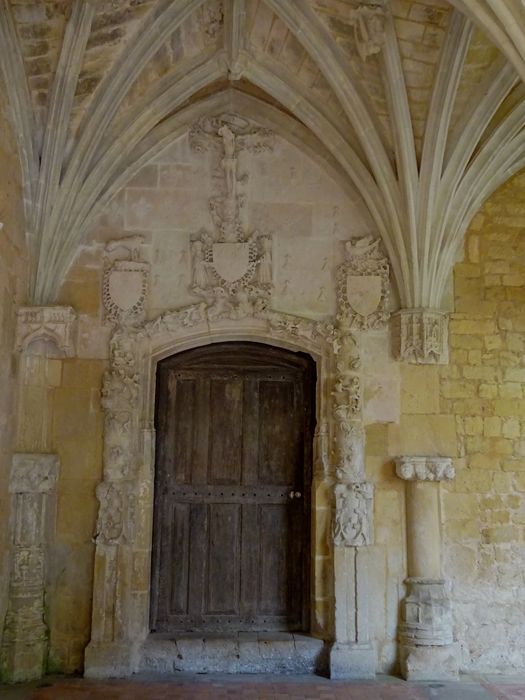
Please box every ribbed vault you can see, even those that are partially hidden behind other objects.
[0,0,524,309]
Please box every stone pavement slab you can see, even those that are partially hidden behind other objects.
[1,673,525,699]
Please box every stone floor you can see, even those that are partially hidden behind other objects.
[2,674,525,699]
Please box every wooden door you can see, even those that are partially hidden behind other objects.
[150,342,315,634]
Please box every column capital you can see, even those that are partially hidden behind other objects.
[15,305,77,357]
[395,456,455,482]
[391,308,448,364]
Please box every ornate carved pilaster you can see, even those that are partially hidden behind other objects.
[395,456,458,680]
[15,306,77,357]
[0,453,59,682]
[328,237,390,678]
[391,308,448,364]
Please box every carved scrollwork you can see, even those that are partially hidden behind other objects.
[395,456,455,482]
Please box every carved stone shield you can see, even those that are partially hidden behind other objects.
[346,274,382,317]
[212,242,250,282]
[103,261,149,322]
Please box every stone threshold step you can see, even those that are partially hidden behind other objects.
[138,633,327,675]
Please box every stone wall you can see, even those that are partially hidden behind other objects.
[5,117,525,676]
[0,73,28,648]
[440,171,525,671]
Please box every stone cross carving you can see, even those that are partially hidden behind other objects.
[188,113,274,319]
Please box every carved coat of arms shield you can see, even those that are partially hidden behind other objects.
[103,261,149,322]
[346,274,382,318]
[212,242,250,282]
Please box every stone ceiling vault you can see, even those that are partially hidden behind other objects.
[1,0,524,310]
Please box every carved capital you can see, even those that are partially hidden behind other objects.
[399,578,454,647]
[333,481,373,547]
[395,456,455,482]
[10,453,59,494]
[391,308,448,364]
[16,306,77,357]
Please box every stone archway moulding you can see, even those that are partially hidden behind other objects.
[83,108,390,678]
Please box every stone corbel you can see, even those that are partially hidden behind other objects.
[391,308,448,364]
[15,306,77,357]
[0,453,59,682]
[395,455,458,680]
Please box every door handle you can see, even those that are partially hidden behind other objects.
[288,491,302,499]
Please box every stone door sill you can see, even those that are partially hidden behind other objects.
[138,632,327,675]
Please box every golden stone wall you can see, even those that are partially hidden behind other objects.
[441,170,525,670]
[4,142,525,675]
[0,73,28,644]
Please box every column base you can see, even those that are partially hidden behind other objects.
[84,641,140,679]
[0,639,46,683]
[399,643,459,681]
[328,642,376,679]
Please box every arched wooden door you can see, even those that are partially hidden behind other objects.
[150,342,316,634]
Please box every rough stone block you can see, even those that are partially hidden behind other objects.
[399,642,459,680]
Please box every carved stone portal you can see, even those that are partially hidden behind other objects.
[0,453,59,683]
[391,308,448,364]
[336,236,389,331]
[189,113,274,318]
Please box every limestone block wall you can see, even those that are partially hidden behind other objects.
[440,171,525,672]
[0,74,28,644]
[6,119,525,676]
[43,132,386,673]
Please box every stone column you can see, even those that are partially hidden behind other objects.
[395,456,458,680]
[0,305,75,682]
[328,331,375,679]
[0,453,59,682]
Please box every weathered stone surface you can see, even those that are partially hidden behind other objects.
[139,634,326,675]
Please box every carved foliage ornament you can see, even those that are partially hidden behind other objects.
[103,235,149,324]
[10,453,59,494]
[337,236,390,330]
[16,306,77,357]
[395,456,455,482]
[333,481,373,547]
[95,481,137,545]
